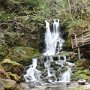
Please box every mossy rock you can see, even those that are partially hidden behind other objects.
[7,46,40,65]
[0,64,10,79]
[8,72,21,82]
[1,59,24,76]
[76,59,90,69]
[0,78,17,90]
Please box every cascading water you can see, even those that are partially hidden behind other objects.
[44,19,64,55]
[24,58,41,83]
[24,19,74,86]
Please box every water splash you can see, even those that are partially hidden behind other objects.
[24,58,41,82]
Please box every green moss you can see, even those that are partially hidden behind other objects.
[6,46,40,65]
[0,11,13,20]
[61,51,69,56]
[0,43,8,61]
[32,15,45,23]
[84,69,90,76]
[63,39,71,49]
[72,69,90,81]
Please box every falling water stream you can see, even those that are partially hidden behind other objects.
[24,19,74,89]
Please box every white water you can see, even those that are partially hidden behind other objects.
[24,58,41,82]
[61,68,71,83]
[24,19,73,85]
[44,19,64,55]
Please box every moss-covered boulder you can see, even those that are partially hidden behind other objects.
[7,46,40,65]
[0,64,10,79]
[76,59,90,69]
[1,59,24,76]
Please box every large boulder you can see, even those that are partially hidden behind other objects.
[1,59,24,76]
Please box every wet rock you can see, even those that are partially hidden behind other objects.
[78,79,86,85]
[56,68,61,78]
[37,58,45,68]
[53,56,58,61]
[61,67,67,73]
[48,76,56,82]
[41,70,48,78]
[50,61,56,67]
[37,65,45,71]
[43,57,47,62]
[60,56,64,60]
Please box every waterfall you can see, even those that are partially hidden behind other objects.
[44,19,64,55]
[24,19,73,86]
[24,58,41,82]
